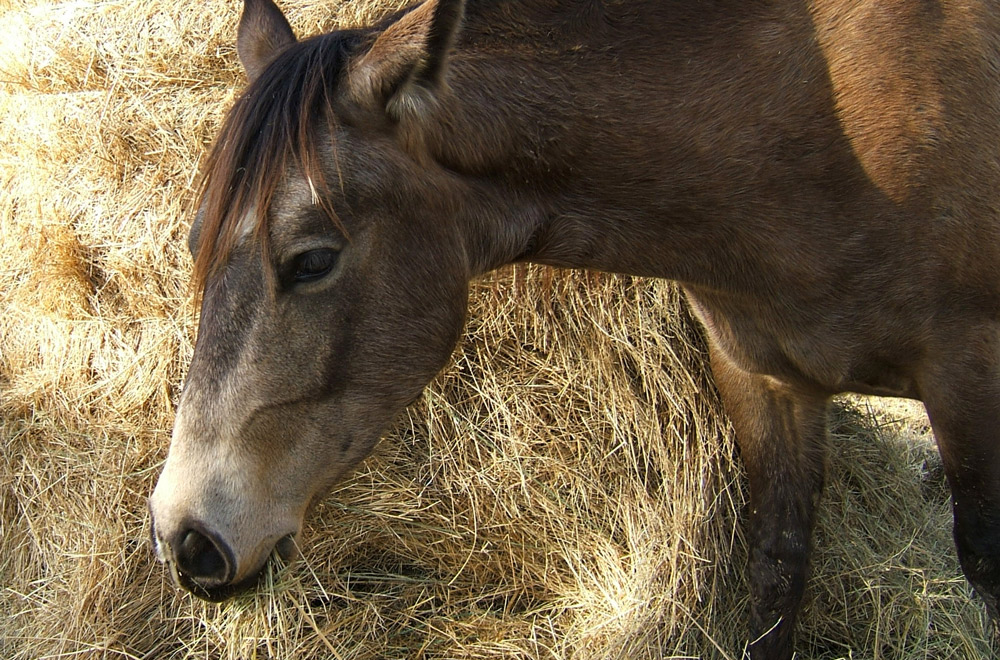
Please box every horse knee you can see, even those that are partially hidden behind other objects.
[919,349,1000,621]
[708,349,830,657]
[743,497,814,650]
[953,506,1000,618]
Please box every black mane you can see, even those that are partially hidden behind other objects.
[192,29,366,288]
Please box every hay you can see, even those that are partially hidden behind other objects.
[0,0,993,658]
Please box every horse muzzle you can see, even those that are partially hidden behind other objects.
[148,500,300,602]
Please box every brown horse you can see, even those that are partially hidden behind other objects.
[148,0,1000,656]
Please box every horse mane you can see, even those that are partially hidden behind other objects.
[191,29,367,291]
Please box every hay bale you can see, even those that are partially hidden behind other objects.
[0,1,992,658]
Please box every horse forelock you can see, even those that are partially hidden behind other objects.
[191,30,365,293]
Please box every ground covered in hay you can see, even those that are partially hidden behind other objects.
[0,0,995,658]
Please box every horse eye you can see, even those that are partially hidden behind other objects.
[293,249,338,283]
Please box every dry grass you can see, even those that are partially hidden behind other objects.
[0,1,994,658]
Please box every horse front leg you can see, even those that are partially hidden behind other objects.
[919,338,1000,629]
[708,346,830,660]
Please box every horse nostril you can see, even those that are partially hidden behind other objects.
[174,526,235,586]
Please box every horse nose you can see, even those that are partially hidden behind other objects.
[148,495,299,600]
[171,523,236,587]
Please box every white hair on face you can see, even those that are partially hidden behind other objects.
[235,204,260,243]
[307,175,321,206]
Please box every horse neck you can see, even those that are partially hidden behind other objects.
[416,1,851,287]
[416,39,721,281]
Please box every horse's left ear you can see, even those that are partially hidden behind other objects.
[347,0,465,119]
[237,0,297,83]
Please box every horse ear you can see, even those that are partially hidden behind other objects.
[348,0,465,119]
[237,0,297,82]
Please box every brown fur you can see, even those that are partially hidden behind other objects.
[151,1,1000,658]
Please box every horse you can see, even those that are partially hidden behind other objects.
[148,0,1000,657]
